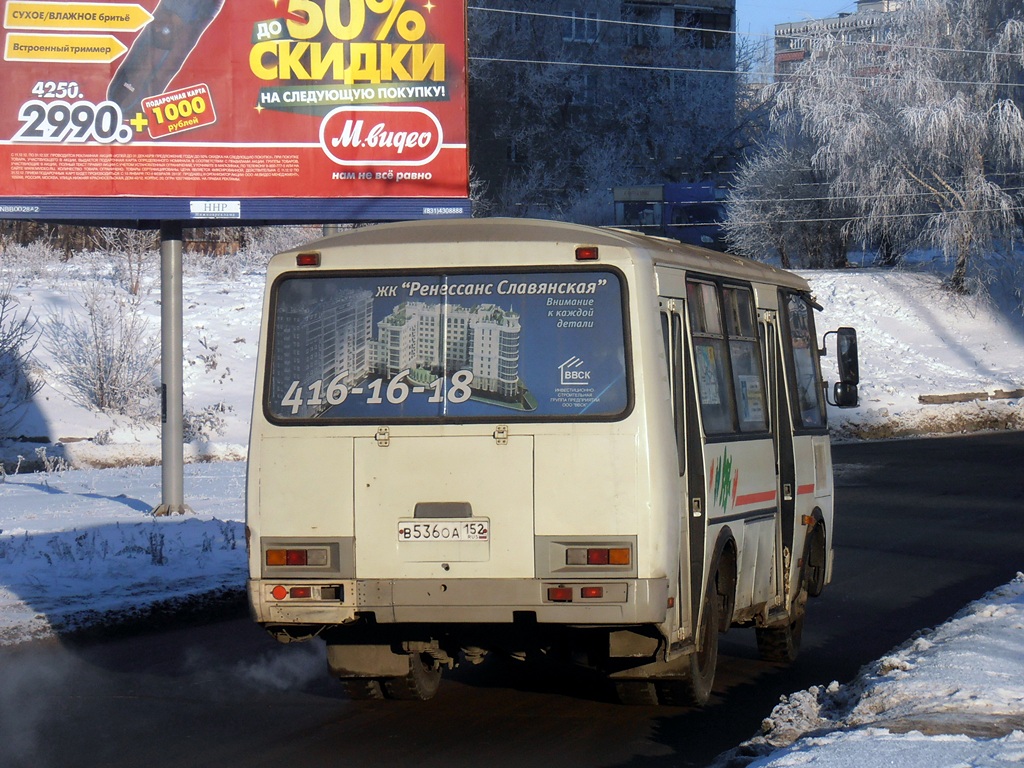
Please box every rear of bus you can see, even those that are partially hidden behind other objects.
[245,219,680,697]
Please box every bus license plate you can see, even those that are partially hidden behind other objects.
[397,520,490,542]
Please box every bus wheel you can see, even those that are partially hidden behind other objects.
[382,653,443,701]
[342,679,385,700]
[804,526,827,598]
[659,578,720,707]
[614,681,660,706]
[756,586,807,664]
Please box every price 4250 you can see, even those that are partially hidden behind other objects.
[13,99,132,144]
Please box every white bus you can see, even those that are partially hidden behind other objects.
[245,218,859,705]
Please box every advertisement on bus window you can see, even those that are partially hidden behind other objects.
[266,271,630,421]
[0,0,469,222]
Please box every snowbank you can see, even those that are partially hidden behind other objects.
[712,575,1024,767]
[810,269,1024,440]
[0,462,245,644]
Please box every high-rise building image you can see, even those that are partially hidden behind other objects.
[273,288,375,409]
[373,301,523,400]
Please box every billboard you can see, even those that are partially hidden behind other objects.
[0,0,470,223]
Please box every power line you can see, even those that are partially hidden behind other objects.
[727,185,1024,207]
[469,4,1023,57]
[468,49,1024,90]
[467,4,1024,82]
[725,205,1024,227]
[471,55,739,78]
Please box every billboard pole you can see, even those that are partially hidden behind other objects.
[153,221,192,516]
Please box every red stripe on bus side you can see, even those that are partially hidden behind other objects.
[797,483,816,496]
[735,490,777,507]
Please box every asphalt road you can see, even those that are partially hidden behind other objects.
[3,432,1023,768]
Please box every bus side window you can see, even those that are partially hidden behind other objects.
[660,307,686,474]
[687,280,737,434]
[672,311,686,472]
[723,287,768,433]
[781,292,827,430]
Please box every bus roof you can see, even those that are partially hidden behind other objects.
[295,218,810,292]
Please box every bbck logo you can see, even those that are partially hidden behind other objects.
[559,356,592,386]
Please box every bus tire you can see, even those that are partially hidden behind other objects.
[756,577,808,664]
[659,577,720,706]
[755,608,804,664]
[382,653,443,701]
[805,525,827,598]
[342,679,386,700]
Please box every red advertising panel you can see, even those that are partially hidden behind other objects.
[0,0,470,223]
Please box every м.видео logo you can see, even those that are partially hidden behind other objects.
[320,105,442,165]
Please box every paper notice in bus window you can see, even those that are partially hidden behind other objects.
[266,271,630,421]
[695,345,722,405]
[738,375,765,423]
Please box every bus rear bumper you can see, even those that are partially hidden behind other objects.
[248,577,670,626]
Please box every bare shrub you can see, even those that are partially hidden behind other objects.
[92,228,158,296]
[183,402,233,443]
[43,285,158,416]
[0,282,41,434]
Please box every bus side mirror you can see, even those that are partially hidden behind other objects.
[833,381,859,408]
[836,327,859,386]
[825,327,859,408]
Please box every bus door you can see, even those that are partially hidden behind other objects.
[775,291,831,608]
[660,295,703,642]
[761,309,791,610]
[687,279,776,619]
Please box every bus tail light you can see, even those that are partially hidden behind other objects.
[547,587,574,602]
[575,246,599,261]
[266,548,329,567]
[566,547,631,567]
[296,252,321,267]
[581,587,604,599]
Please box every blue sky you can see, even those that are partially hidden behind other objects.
[734,1,859,41]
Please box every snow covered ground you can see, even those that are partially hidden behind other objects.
[712,574,1024,767]
[1,237,1023,766]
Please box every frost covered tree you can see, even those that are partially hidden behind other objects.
[729,0,1024,288]
[726,135,852,268]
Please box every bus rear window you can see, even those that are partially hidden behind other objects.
[264,270,630,423]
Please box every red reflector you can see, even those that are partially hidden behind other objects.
[286,550,307,566]
[271,585,287,601]
[587,548,610,565]
[575,246,599,261]
[289,587,312,599]
[547,587,573,602]
[296,252,321,267]
[581,587,604,599]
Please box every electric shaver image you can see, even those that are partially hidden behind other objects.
[107,0,226,115]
